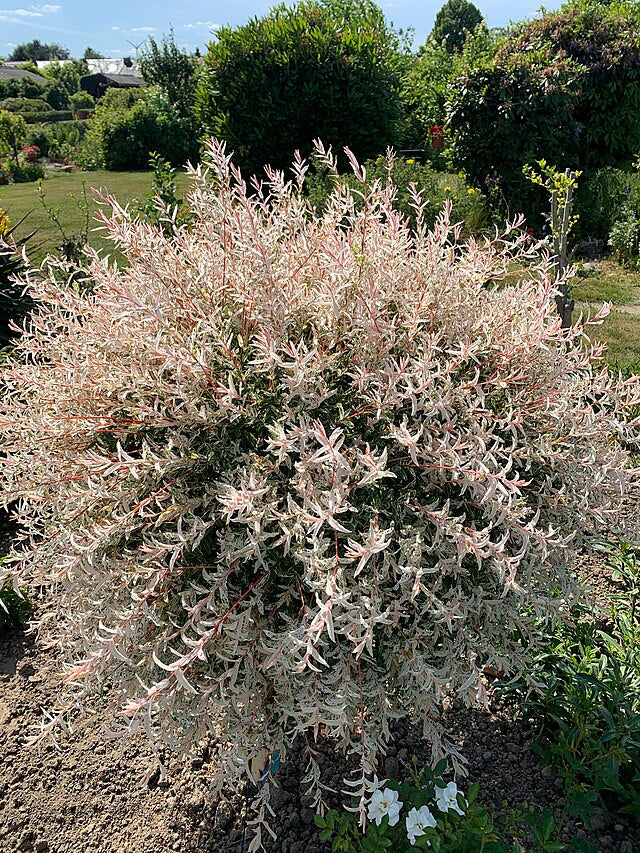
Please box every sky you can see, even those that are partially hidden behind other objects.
[1,0,564,59]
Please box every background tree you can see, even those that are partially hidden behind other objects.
[139,31,199,120]
[83,47,104,60]
[197,0,403,177]
[0,110,27,165]
[400,22,499,146]
[43,60,85,97]
[8,40,69,61]
[430,0,483,53]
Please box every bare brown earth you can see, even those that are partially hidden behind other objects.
[1,503,639,853]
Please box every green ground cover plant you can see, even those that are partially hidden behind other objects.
[502,544,640,826]
[316,761,590,852]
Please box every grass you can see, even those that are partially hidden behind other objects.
[571,259,640,305]
[580,309,640,365]
[0,169,192,261]
[570,259,640,366]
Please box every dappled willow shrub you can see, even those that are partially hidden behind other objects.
[0,141,639,848]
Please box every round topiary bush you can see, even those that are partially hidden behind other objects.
[1,140,638,846]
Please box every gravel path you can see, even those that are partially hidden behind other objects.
[1,503,639,853]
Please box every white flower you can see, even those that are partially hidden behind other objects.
[367,787,403,826]
[435,781,465,815]
[406,805,437,845]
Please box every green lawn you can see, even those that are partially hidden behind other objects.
[0,170,192,261]
[572,259,640,306]
[584,309,640,365]
[571,260,640,366]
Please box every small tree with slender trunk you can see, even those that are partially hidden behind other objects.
[0,110,27,167]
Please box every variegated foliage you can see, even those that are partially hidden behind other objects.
[1,141,638,848]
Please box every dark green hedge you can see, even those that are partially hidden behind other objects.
[197,0,403,177]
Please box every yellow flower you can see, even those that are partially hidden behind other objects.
[406,158,415,165]
[444,186,451,192]
[467,187,478,195]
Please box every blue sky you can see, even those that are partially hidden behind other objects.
[1,0,563,59]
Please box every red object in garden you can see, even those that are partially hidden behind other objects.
[21,145,40,163]
[430,125,444,150]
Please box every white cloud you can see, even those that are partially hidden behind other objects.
[129,25,157,33]
[111,25,119,30]
[0,3,60,20]
[182,20,219,30]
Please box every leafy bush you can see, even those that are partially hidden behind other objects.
[504,584,640,824]
[447,0,640,226]
[0,76,46,101]
[604,166,640,263]
[0,110,27,165]
[609,206,640,267]
[0,97,50,115]
[400,25,500,150]
[11,162,45,183]
[44,81,70,111]
[573,167,627,243]
[24,123,52,157]
[26,120,87,160]
[197,0,403,177]
[22,109,72,125]
[0,141,638,847]
[82,86,197,170]
[69,90,94,115]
